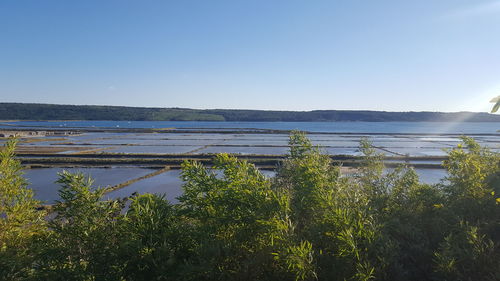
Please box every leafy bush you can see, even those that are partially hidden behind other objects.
[0,133,499,280]
[34,171,125,280]
[0,139,46,279]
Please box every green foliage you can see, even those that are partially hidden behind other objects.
[120,193,193,280]
[0,138,46,279]
[277,131,341,229]
[434,222,498,281]
[434,136,500,281]
[1,132,499,280]
[178,153,308,280]
[491,96,500,113]
[35,171,125,280]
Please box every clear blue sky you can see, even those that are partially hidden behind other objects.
[1,0,499,112]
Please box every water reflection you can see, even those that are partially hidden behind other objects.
[24,167,156,203]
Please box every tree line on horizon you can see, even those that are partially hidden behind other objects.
[1,102,500,122]
[1,132,499,280]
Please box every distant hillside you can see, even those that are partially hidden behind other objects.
[1,103,500,122]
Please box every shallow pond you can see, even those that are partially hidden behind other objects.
[22,166,449,205]
[24,167,156,203]
[10,131,500,157]
[105,170,185,203]
[106,145,202,154]
[384,147,448,157]
[196,146,289,155]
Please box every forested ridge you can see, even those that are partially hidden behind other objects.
[2,102,500,122]
[1,132,499,280]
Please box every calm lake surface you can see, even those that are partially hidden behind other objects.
[24,167,156,203]
[3,121,500,134]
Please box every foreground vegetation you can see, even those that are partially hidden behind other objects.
[2,102,500,122]
[1,132,499,280]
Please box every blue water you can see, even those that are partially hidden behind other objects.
[2,121,500,134]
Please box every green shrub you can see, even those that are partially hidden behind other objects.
[0,133,499,281]
[0,138,46,280]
